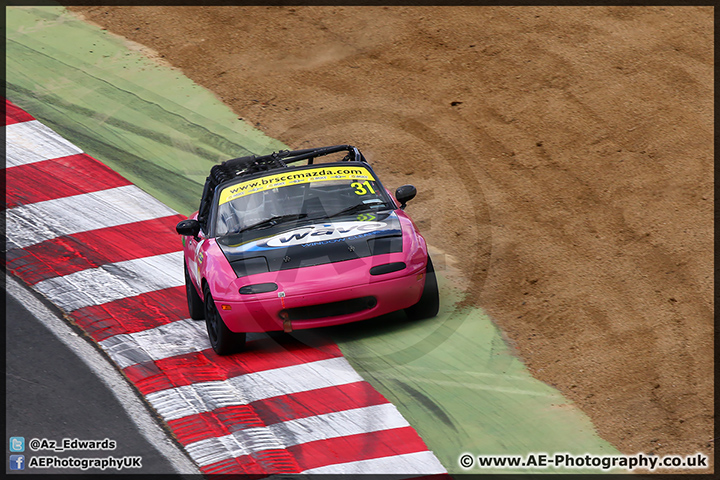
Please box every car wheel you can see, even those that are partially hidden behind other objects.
[184,261,204,320]
[405,254,440,320]
[203,285,246,355]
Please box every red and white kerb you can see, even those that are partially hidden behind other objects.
[4,99,447,476]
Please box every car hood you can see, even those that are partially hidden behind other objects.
[216,210,404,276]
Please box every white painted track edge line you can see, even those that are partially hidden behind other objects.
[5,274,201,476]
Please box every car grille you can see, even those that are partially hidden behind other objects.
[280,296,377,321]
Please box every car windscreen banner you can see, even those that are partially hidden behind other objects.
[218,166,376,205]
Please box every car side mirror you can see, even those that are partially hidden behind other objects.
[176,219,201,241]
[395,185,417,210]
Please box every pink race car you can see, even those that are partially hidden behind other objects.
[176,145,438,355]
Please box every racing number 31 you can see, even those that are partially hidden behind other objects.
[351,180,376,196]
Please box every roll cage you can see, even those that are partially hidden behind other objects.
[197,145,369,233]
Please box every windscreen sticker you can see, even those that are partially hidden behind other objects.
[219,166,376,205]
[263,221,388,248]
[356,213,377,222]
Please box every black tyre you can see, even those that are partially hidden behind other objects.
[405,254,440,320]
[185,261,204,320]
[204,285,246,355]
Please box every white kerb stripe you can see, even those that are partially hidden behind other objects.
[33,251,184,312]
[145,357,363,421]
[5,120,84,168]
[185,427,284,467]
[186,404,410,467]
[270,403,409,446]
[302,451,448,474]
[6,184,178,249]
[185,436,251,469]
[99,318,210,369]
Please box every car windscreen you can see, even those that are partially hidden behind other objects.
[214,165,391,237]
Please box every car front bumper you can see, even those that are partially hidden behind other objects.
[214,257,427,333]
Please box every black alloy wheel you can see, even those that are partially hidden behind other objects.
[405,254,440,321]
[203,285,246,355]
[184,260,204,320]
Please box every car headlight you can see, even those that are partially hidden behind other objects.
[230,257,269,278]
[369,262,406,275]
[367,235,402,255]
[239,283,278,294]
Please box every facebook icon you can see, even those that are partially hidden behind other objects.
[9,454,25,470]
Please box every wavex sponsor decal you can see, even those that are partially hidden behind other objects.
[264,221,389,247]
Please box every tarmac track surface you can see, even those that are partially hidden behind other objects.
[5,276,197,475]
[67,5,714,470]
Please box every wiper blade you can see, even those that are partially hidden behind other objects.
[237,213,307,233]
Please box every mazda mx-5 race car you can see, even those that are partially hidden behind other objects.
[176,144,439,355]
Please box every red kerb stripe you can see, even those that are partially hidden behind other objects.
[5,99,35,125]
[5,154,131,207]
[70,286,187,341]
[6,215,185,285]
[124,336,342,396]
[167,382,389,445]
[200,455,270,475]
[198,426,430,474]
[250,381,390,426]
[5,216,184,285]
[288,426,431,472]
